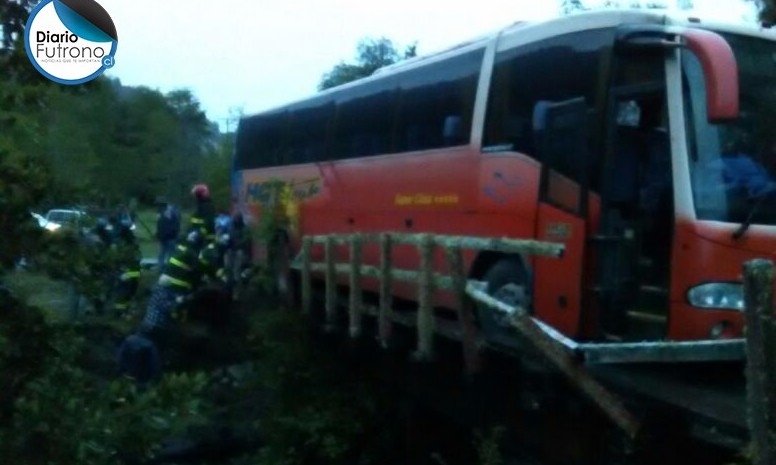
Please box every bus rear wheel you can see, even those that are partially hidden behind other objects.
[477,258,531,348]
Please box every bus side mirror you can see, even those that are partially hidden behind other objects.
[681,29,739,123]
[618,27,739,123]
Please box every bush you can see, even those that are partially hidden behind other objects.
[0,290,212,465]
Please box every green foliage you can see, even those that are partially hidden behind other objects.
[561,0,587,14]
[232,308,402,465]
[751,0,776,24]
[31,230,126,311]
[2,69,222,210]
[318,37,418,90]
[0,75,51,273]
[474,426,506,465]
[1,0,226,220]
[566,0,695,13]
[203,132,235,213]
[0,291,211,465]
[0,0,37,51]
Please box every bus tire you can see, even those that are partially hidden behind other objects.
[477,258,531,348]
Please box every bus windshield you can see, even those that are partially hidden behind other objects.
[685,33,776,226]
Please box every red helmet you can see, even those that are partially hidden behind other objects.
[191,183,210,200]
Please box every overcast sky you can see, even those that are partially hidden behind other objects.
[96,0,758,131]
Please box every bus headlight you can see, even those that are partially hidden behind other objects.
[687,283,744,311]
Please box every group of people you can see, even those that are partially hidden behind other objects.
[118,183,252,385]
[90,214,142,316]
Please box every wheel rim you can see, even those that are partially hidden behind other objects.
[491,282,530,326]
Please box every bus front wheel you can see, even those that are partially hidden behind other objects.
[477,258,531,348]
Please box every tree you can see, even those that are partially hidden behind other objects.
[568,0,694,12]
[318,37,418,91]
[201,132,234,213]
[0,0,36,51]
[749,0,776,24]
[561,0,587,14]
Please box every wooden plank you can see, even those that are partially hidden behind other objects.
[306,263,455,289]
[378,233,393,348]
[324,236,336,331]
[308,233,564,257]
[349,234,363,338]
[466,281,640,438]
[301,236,312,315]
[743,259,776,465]
[415,234,434,361]
[578,339,746,364]
[446,246,481,374]
[590,365,747,446]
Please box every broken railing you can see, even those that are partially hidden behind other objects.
[291,233,776,445]
[296,233,561,361]
[742,259,776,465]
[292,232,640,438]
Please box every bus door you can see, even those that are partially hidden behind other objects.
[594,43,672,340]
[531,97,590,337]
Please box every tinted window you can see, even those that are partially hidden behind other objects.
[331,78,398,159]
[234,48,484,169]
[484,28,614,180]
[395,49,483,152]
[287,101,334,164]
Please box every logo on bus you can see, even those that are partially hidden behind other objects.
[25,0,118,85]
[243,177,322,206]
[545,223,572,240]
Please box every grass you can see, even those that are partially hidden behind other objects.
[134,209,160,259]
[133,208,191,260]
[4,271,71,318]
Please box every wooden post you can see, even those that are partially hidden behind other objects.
[415,234,434,361]
[349,234,363,338]
[378,233,393,348]
[324,236,336,331]
[301,236,312,315]
[742,259,776,465]
[446,246,481,374]
[466,282,640,438]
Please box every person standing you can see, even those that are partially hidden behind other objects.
[113,220,141,317]
[155,203,180,269]
[189,184,216,243]
[141,230,204,335]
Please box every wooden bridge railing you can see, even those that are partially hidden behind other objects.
[294,232,638,438]
[296,233,563,360]
[742,259,776,465]
[291,235,776,446]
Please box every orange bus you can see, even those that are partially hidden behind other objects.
[232,10,776,345]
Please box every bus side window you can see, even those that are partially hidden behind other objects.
[394,49,483,153]
[483,27,614,187]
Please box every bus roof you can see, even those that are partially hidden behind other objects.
[239,9,775,122]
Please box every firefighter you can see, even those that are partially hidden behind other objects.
[113,219,141,316]
[191,232,233,330]
[92,217,114,246]
[140,230,204,335]
[86,217,116,315]
[189,183,216,242]
[199,233,230,286]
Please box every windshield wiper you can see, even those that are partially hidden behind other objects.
[732,188,776,240]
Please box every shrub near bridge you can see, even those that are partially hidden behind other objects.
[0,288,211,465]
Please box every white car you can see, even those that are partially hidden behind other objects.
[45,209,85,226]
[30,211,61,232]
[32,208,86,232]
